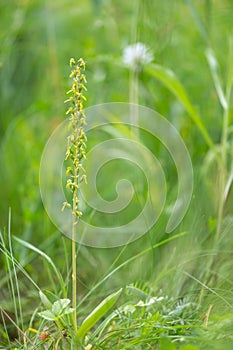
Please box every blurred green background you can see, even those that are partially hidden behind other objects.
[1,0,233,342]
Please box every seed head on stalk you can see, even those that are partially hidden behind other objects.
[62,57,87,334]
[62,57,87,218]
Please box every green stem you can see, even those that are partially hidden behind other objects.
[72,169,78,333]
[204,107,230,287]
[208,43,233,282]
[129,0,140,138]
[65,58,87,335]
[215,38,233,245]
[130,67,139,138]
[215,106,229,245]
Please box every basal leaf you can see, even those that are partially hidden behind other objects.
[77,288,122,340]
[52,299,71,316]
[38,310,56,321]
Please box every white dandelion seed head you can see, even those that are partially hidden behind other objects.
[122,42,153,68]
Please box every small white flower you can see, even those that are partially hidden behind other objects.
[122,42,153,68]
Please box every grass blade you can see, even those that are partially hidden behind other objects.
[77,231,187,308]
[186,0,208,42]
[206,48,228,110]
[13,236,66,297]
[145,64,216,155]
[7,209,24,339]
[0,242,40,291]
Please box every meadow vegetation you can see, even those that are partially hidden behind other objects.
[0,1,233,349]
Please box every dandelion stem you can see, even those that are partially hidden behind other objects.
[130,67,139,137]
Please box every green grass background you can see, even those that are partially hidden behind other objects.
[1,0,233,348]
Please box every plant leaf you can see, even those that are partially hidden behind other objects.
[38,310,56,321]
[52,299,71,316]
[77,288,122,340]
[159,337,176,350]
[205,48,228,110]
[13,236,66,295]
[39,290,53,309]
[186,0,208,42]
[180,345,199,350]
[63,307,75,316]
[145,63,215,153]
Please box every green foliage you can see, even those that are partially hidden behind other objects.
[159,338,176,350]
[1,0,233,348]
[38,298,74,322]
[84,287,199,349]
[179,345,199,350]
[145,64,215,152]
